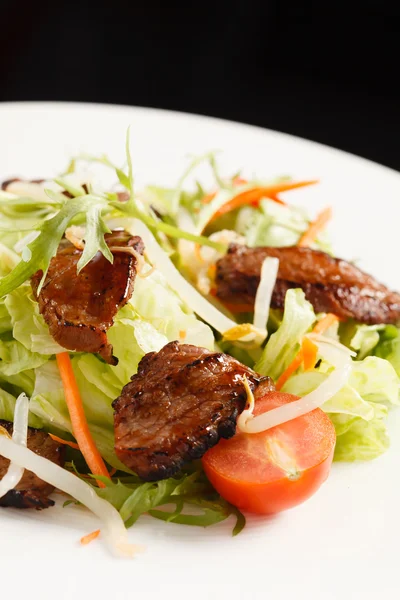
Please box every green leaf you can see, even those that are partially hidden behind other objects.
[0,195,109,298]
[93,468,245,533]
[77,204,113,272]
[232,508,246,536]
[170,151,222,215]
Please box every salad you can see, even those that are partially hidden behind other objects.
[0,132,399,557]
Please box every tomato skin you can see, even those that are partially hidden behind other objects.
[202,392,336,515]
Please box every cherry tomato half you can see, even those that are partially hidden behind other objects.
[202,392,336,515]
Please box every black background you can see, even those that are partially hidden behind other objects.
[1,1,399,169]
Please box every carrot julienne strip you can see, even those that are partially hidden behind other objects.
[297,206,332,247]
[312,313,339,335]
[302,337,318,371]
[201,192,217,205]
[81,529,101,545]
[276,351,304,391]
[56,352,110,488]
[49,433,80,450]
[207,180,318,226]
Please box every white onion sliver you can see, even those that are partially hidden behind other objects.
[0,435,136,558]
[253,257,279,332]
[0,393,29,499]
[239,339,352,433]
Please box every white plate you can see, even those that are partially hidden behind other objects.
[0,102,399,600]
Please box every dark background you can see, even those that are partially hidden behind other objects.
[1,1,399,169]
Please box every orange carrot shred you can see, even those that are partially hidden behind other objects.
[312,313,339,335]
[302,337,318,371]
[276,351,304,391]
[56,352,110,488]
[297,206,332,247]
[201,192,217,205]
[206,180,318,228]
[81,529,100,546]
[233,177,248,186]
[49,433,80,450]
[108,467,117,477]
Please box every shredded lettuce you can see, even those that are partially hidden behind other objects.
[235,198,332,253]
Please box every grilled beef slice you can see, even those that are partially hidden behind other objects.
[31,230,144,365]
[113,341,274,481]
[0,421,65,509]
[216,244,400,325]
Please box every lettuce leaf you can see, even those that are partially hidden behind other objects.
[374,325,400,377]
[254,288,315,379]
[332,416,390,461]
[339,321,384,360]
[5,286,64,355]
[0,338,48,377]
[129,269,215,350]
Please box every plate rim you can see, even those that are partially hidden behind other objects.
[1,99,399,181]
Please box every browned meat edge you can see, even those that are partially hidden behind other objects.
[216,244,400,324]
